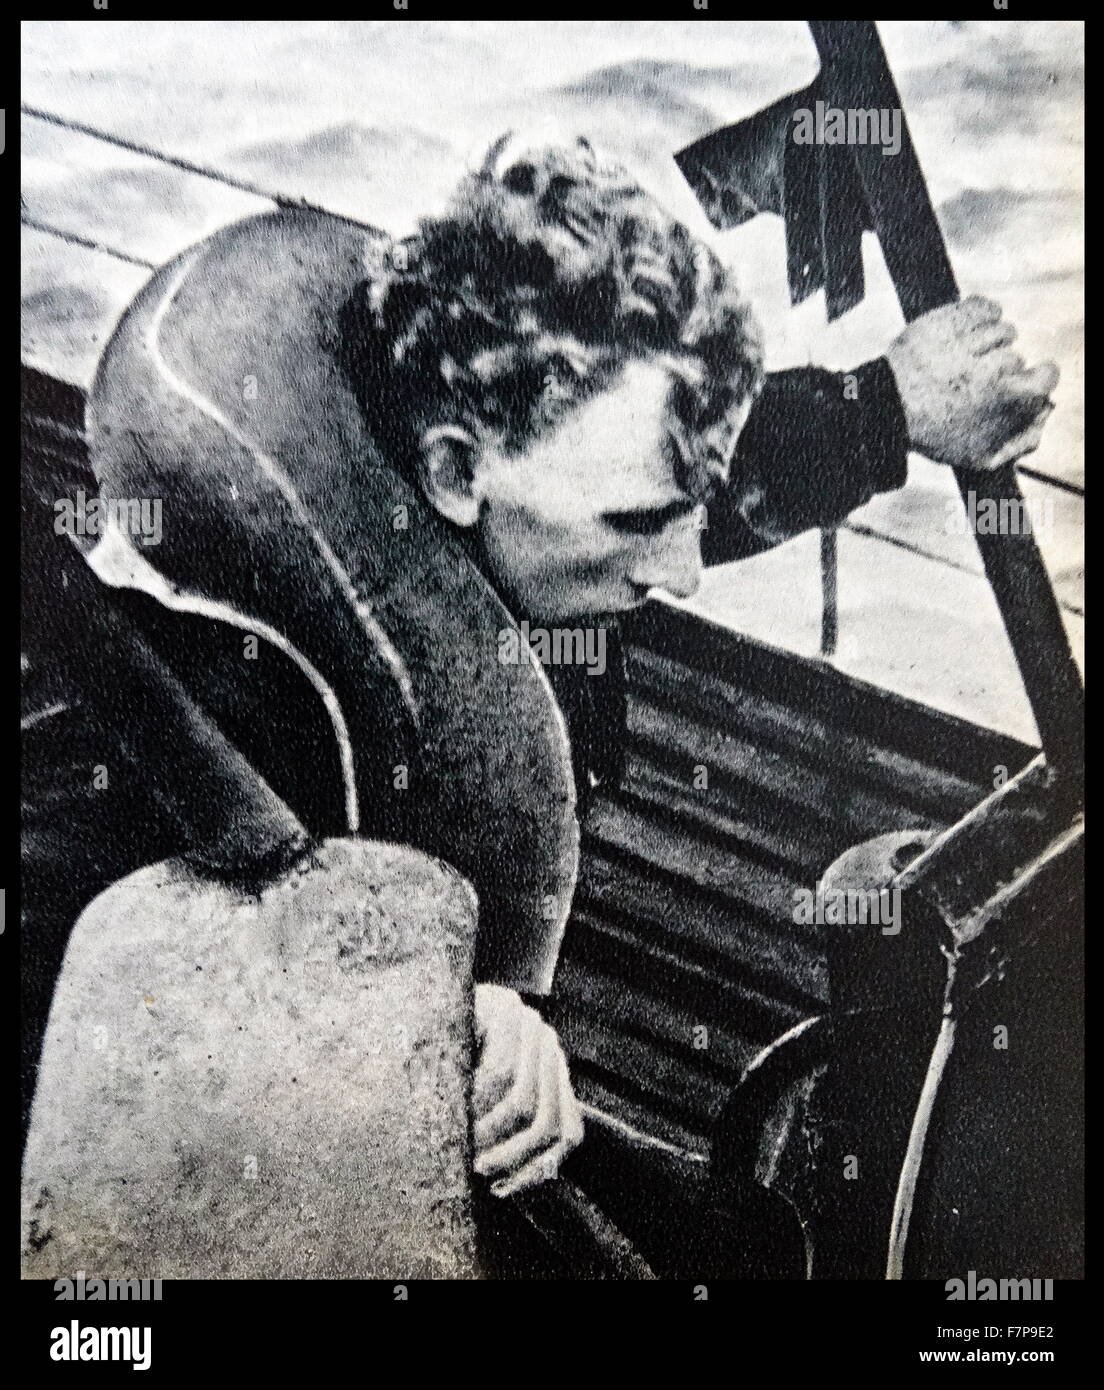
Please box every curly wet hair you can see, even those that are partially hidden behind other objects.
[340,136,765,500]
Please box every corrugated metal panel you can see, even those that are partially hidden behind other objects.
[547,604,1036,1152]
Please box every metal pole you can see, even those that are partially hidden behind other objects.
[809,20,1083,785]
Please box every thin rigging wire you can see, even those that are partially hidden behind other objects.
[22,103,321,212]
[845,522,1082,619]
[21,213,156,270]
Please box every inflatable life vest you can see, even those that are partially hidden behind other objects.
[87,207,580,995]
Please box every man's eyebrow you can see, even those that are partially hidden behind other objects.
[602,499,698,532]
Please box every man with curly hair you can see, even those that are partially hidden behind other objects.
[334,135,1056,1200]
[23,135,1056,1229]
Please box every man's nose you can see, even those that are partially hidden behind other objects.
[632,516,703,601]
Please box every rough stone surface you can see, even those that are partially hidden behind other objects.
[22,838,478,1279]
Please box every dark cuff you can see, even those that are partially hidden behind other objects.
[853,357,910,496]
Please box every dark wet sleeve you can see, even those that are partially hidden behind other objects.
[701,358,910,567]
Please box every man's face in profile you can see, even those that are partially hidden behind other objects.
[466,359,735,624]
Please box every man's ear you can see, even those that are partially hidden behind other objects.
[418,425,484,528]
